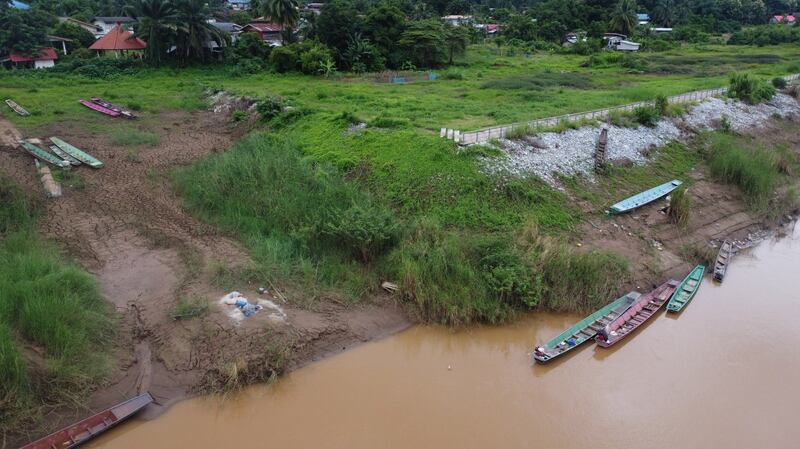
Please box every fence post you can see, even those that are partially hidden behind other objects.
[454,130,460,143]
[447,129,454,140]
[440,128,446,138]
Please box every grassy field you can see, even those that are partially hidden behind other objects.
[0,178,115,432]
[2,43,798,325]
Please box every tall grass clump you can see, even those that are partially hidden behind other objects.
[668,185,692,228]
[172,133,400,299]
[728,73,775,104]
[704,133,778,209]
[0,178,115,431]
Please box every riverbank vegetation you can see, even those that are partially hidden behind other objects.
[0,178,115,435]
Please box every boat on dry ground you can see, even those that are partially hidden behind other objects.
[5,99,30,116]
[91,97,137,119]
[20,392,153,449]
[533,291,641,363]
[79,98,121,117]
[17,140,70,168]
[50,136,103,168]
[667,265,705,313]
[608,180,682,215]
[713,240,734,282]
[49,144,82,166]
[595,279,679,347]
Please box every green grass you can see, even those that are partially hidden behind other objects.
[172,295,210,320]
[0,177,115,432]
[703,133,780,209]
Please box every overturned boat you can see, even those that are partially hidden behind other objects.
[608,179,682,215]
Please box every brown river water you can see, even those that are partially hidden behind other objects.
[90,226,800,449]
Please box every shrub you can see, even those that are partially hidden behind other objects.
[728,73,775,104]
[269,46,299,73]
[442,69,464,80]
[299,42,334,75]
[227,58,265,77]
[633,106,660,127]
[655,94,669,116]
[772,77,787,89]
[476,237,541,308]
[320,202,400,263]
[668,185,692,227]
[256,95,284,121]
[369,115,409,128]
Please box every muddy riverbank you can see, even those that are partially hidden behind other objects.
[88,223,800,449]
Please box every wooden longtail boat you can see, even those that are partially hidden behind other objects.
[532,291,641,363]
[5,99,30,116]
[50,136,103,168]
[608,180,683,215]
[79,99,121,117]
[713,240,734,282]
[595,279,679,348]
[49,144,82,166]
[20,393,153,449]
[667,265,705,313]
[91,97,136,119]
[17,140,70,168]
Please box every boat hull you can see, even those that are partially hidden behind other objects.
[20,392,153,449]
[713,240,733,282]
[50,136,104,168]
[5,99,30,116]
[533,291,641,363]
[667,265,705,313]
[17,140,70,168]
[595,279,679,347]
[79,99,121,117]
[91,97,136,119]
[608,179,682,215]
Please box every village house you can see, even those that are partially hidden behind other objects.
[769,14,797,25]
[88,25,146,57]
[47,36,74,55]
[210,21,243,44]
[93,17,136,38]
[1,47,58,69]
[441,15,474,27]
[301,2,324,15]
[57,17,104,37]
[241,18,288,46]
[474,23,499,37]
[227,0,250,11]
[637,13,650,25]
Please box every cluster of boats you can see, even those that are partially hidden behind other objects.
[17,137,103,169]
[5,97,136,119]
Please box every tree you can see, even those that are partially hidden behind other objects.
[364,3,406,67]
[398,19,446,68]
[609,0,638,36]
[261,0,299,43]
[503,14,537,42]
[229,10,252,26]
[125,0,179,64]
[651,0,676,27]
[344,33,384,71]
[50,21,96,49]
[444,25,468,64]
[175,0,226,62]
[0,9,50,56]
[317,0,361,66]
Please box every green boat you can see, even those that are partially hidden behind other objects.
[17,140,70,168]
[666,265,705,313]
[532,291,641,363]
[50,136,103,168]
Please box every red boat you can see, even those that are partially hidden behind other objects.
[20,393,153,449]
[79,99,120,117]
[91,97,137,119]
[595,279,679,347]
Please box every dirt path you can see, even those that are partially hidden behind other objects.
[0,111,410,447]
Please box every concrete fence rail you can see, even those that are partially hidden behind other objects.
[442,73,799,145]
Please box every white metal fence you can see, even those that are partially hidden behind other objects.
[442,73,799,145]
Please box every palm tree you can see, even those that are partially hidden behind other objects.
[609,0,638,36]
[651,0,676,27]
[261,0,299,44]
[125,0,178,64]
[175,0,226,62]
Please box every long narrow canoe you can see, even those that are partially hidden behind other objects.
[20,393,153,449]
[49,144,82,166]
[79,98,121,117]
[713,240,734,282]
[50,136,104,168]
[17,140,70,168]
[532,291,641,363]
[595,279,679,347]
[5,99,30,116]
[608,180,683,215]
[91,97,137,119]
[667,265,705,313]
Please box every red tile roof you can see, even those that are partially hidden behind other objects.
[89,25,147,50]
[9,47,58,62]
[245,21,284,32]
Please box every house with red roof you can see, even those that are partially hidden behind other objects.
[241,18,288,46]
[89,25,146,57]
[1,47,58,69]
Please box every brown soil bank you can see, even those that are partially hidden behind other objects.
[0,111,409,448]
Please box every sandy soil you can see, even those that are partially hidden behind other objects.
[0,110,410,447]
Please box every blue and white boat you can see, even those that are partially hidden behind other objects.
[608,179,682,215]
